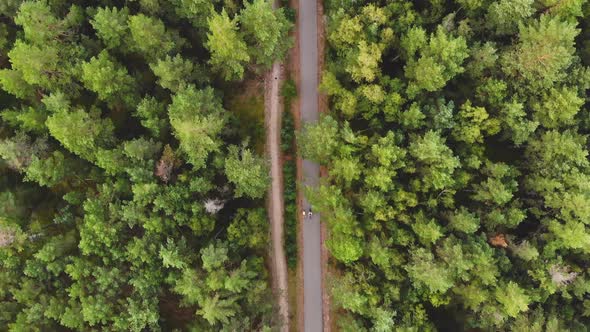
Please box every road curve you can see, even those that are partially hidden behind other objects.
[299,0,323,330]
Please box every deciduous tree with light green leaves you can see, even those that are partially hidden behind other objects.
[91,7,129,50]
[206,9,250,80]
[81,51,137,106]
[168,85,226,169]
[402,26,469,96]
[225,145,269,199]
[313,0,590,329]
[240,0,292,69]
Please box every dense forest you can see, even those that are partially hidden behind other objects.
[0,0,291,330]
[300,0,590,330]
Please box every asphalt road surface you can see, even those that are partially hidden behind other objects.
[299,0,323,330]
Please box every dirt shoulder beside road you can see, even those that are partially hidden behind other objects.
[286,0,305,330]
[317,1,334,330]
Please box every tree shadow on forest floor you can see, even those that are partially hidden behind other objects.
[226,79,266,155]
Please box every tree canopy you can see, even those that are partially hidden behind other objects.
[0,1,291,330]
[305,0,590,329]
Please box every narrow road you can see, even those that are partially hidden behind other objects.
[299,0,323,330]
[265,11,290,331]
[266,62,289,331]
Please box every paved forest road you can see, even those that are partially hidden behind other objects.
[299,0,323,330]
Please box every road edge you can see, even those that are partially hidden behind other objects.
[317,0,333,331]
[289,0,306,329]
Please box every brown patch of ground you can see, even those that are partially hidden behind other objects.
[158,292,195,330]
[287,268,299,332]
[226,79,266,153]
